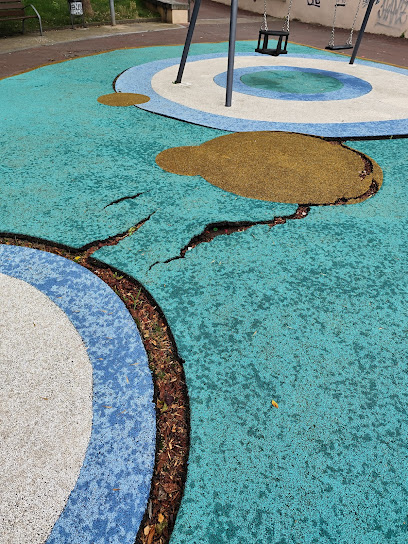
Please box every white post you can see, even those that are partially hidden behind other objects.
[109,0,116,25]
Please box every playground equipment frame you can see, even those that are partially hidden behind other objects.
[175,0,376,107]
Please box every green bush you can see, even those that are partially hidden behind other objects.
[0,0,156,35]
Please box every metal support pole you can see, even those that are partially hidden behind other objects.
[225,0,239,107]
[109,0,116,26]
[349,0,375,64]
[175,0,202,84]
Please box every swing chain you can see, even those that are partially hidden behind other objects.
[347,0,362,45]
[282,0,293,33]
[261,0,268,31]
[328,1,339,48]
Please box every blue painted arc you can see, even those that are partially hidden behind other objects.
[213,65,372,101]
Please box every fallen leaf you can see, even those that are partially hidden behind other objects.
[147,525,155,544]
[271,400,279,409]
[144,525,150,536]
[158,513,164,523]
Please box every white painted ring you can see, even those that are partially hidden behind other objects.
[115,52,408,136]
[151,56,408,124]
[0,273,92,544]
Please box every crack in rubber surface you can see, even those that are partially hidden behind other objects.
[148,207,311,271]
[104,192,145,209]
[79,211,157,254]
[147,163,381,272]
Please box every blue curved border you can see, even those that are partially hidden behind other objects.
[0,245,155,544]
[213,65,372,101]
[115,52,408,137]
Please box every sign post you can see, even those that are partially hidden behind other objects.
[109,0,116,25]
[68,0,85,28]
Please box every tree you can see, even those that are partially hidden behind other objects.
[82,0,94,17]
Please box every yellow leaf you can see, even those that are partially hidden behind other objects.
[143,525,150,536]
[271,400,279,409]
[158,513,164,523]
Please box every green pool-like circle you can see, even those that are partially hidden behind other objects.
[240,70,344,94]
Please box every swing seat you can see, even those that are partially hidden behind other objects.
[255,29,289,56]
[325,44,353,50]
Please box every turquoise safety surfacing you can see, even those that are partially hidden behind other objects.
[0,41,407,543]
[95,137,408,544]
[240,69,344,93]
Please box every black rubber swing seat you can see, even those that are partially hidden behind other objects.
[325,44,353,50]
[256,29,289,56]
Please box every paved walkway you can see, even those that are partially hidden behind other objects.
[1,0,407,79]
[0,4,407,544]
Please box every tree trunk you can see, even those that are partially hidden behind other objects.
[82,0,94,17]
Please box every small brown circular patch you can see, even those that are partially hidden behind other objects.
[156,132,383,205]
[97,93,150,106]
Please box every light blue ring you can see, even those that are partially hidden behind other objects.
[0,245,155,544]
[213,66,372,101]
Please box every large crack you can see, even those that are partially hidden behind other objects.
[149,145,381,271]
[104,192,145,209]
[148,205,310,271]
[79,211,156,258]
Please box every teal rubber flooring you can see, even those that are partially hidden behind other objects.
[1,42,407,543]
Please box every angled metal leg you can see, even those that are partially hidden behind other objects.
[225,0,239,107]
[349,0,375,65]
[175,0,202,84]
[30,5,43,36]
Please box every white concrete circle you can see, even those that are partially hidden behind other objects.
[151,56,408,124]
[0,273,93,543]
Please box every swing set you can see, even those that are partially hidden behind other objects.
[255,0,366,55]
[255,0,293,56]
[326,0,362,50]
[175,0,377,106]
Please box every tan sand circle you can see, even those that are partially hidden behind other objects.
[97,92,150,106]
[156,132,382,205]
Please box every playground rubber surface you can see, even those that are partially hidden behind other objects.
[0,33,407,544]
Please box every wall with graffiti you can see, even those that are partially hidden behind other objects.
[213,0,408,38]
